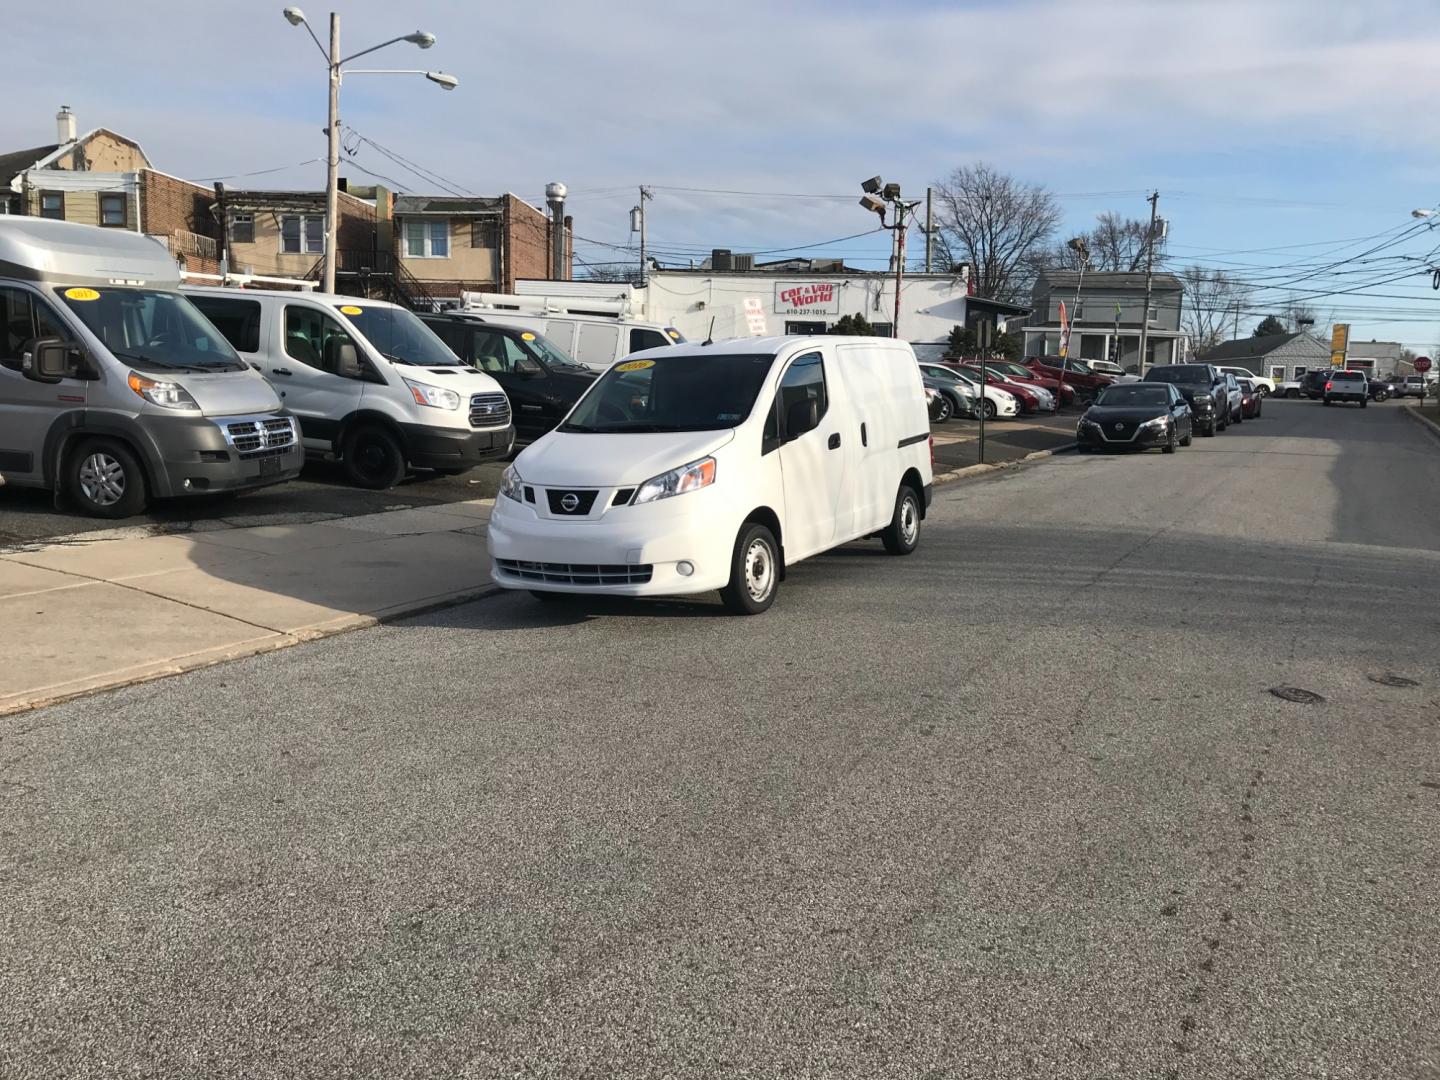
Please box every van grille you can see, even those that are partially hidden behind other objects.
[470,392,511,428]
[224,417,296,456]
[496,559,653,586]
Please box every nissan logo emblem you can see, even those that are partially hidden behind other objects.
[560,493,580,513]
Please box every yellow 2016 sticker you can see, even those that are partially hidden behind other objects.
[615,359,656,372]
[521,332,536,341]
[339,305,363,315]
[64,287,100,301]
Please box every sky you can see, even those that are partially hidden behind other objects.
[6,0,1440,348]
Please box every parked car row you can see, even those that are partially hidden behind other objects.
[1076,362,1268,454]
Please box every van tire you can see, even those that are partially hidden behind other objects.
[342,424,407,489]
[66,437,148,519]
[720,522,779,615]
[881,484,922,555]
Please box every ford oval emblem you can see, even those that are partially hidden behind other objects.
[560,493,580,512]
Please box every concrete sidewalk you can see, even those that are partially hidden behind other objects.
[0,499,495,716]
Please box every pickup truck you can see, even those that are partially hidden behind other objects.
[1216,366,1275,396]
[1322,370,1368,407]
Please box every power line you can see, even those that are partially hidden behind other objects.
[194,158,325,182]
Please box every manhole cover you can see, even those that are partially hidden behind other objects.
[1367,673,1419,688]
[1269,686,1326,704]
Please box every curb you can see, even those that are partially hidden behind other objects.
[0,584,502,719]
[1402,403,1440,443]
[933,443,1076,486]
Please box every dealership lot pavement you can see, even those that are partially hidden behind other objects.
[2,400,1439,1078]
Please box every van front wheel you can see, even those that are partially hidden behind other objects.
[342,424,407,489]
[881,484,922,555]
[720,522,779,615]
[67,437,148,519]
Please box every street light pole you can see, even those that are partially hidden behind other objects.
[324,13,340,294]
[1137,191,1160,376]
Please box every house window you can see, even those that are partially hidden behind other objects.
[99,193,128,228]
[281,214,324,255]
[230,213,255,244]
[404,219,450,258]
[39,192,64,220]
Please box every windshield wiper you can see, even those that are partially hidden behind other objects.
[559,422,596,433]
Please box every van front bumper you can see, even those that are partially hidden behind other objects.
[401,422,515,470]
[147,413,304,497]
[486,494,735,596]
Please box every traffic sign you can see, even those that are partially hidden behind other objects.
[1415,356,1432,374]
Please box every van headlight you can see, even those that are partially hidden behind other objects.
[127,371,199,410]
[499,465,524,502]
[403,378,461,410]
[633,456,716,504]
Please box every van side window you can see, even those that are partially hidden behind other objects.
[471,329,533,375]
[190,296,262,353]
[576,322,620,366]
[630,328,668,353]
[778,351,828,436]
[0,287,68,372]
[284,305,356,375]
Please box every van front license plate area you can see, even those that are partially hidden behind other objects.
[257,456,282,477]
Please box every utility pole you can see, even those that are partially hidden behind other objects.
[635,185,653,285]
[1137,191,1160,376]
[893,200,907,337]
[924,186,933,273]
[1233,298,1240,340]
[324,13,340,294]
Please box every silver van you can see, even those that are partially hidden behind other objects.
[0,218,302,518]
[187,288,514,488]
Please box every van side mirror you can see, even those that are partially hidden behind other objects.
[22,338,72,384]
[328,339,363,379]
[785,397,819,441]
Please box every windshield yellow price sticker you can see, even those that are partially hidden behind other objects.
[615,359,656,372]
[521,332,536,341]
[338,305,363,315]
[64,287,100,301]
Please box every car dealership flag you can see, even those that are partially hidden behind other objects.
[1058,300,1071,358]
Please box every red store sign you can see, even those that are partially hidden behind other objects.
[774,281,840,315]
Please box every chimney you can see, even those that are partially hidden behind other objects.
[56,106,76,144]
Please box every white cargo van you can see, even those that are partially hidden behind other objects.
[488,336,934,614]
[0,218,303,518]
[187,289,514,488]
[458,292,683,371]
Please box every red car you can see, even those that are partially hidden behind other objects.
[957,358,1076,407]
[1025,355,1114,397]
[1237,378,1263,419]
[955,364,1050,413]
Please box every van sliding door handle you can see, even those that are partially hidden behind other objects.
[828,433,841,450]
[272,367,293,376]
[860,422,868,447]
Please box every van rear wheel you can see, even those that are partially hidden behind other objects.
[720,522,779,615]
[881,484,922,555]
[66,437,148,519]
[342,424,407,489]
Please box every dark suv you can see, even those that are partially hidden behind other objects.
[1300,369,1331,400]
[1141,363,1231,436]
[420,313,596,443]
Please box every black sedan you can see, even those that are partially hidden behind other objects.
[1077,383,1193,454]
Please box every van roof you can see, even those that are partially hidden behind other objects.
[658,335,912,358]
[183,286,406,311]
[0,217,182,289]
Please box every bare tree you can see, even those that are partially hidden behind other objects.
[1180,265,1252,355]
[931,164,1061,303]
[1281,296,1320,332]
[1045,211,1168,273]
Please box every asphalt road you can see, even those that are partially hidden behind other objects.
[3,399,1439,1078]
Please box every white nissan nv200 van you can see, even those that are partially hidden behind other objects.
[488,336,933,614]
[0,218,303,518]
[187,289,514,488]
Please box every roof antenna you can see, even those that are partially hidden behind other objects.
[702,315,715,346]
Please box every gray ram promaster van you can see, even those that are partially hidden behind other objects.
[0,218,302,517]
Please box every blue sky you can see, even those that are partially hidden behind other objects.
[6,0,1440,348]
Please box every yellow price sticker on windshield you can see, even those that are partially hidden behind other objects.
[615,359,656,372]
[338,305,363,315]
[64,287,100,301]
[521,332,536,341]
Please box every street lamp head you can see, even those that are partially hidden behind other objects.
[282,6,306,26]
[881,181,901,200]
[425,71,458,90]
[405,30,436,48]
[861,176,883,195]
[859,194,887,219]
[1412,208,1435,219]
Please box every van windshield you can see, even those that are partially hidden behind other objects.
[338,304,463,367]
[561,353,774,433]
[519,330,590,373]
[56,287,245,372]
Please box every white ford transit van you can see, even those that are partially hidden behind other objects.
[488,336,934,614]
[458,293,683,372]
[187,289,514,488]
[0,218,303,518]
